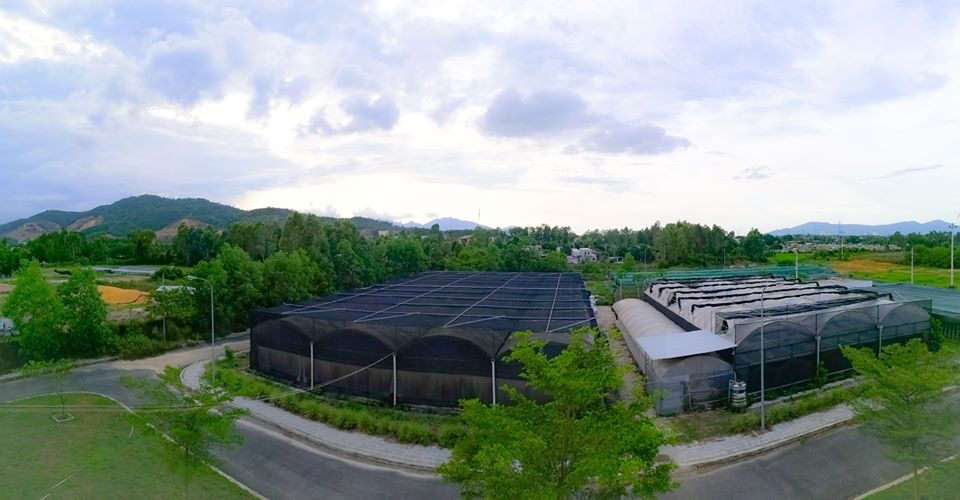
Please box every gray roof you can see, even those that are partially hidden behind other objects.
[870,283,960,319]
[634,330,736,360]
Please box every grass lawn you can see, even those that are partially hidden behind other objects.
[831,257,954,288]
[868,456,960,499]
[0,393,251,499]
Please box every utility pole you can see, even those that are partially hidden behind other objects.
[794,247,799,280]
[951,217,957,288]
[839,220,844,261]
[910,246,914,285]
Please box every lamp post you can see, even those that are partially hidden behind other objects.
[188,275,215,381]
[758,282,776,432]
[160,268,167,344]
[951,217,957,288]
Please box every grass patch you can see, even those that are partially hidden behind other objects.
[831,258,954,288]
[665,385,860,443]
[208,355,466,448]
[867,456,960,499]
[0,393,251,498]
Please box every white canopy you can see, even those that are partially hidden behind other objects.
[635,330,736,360]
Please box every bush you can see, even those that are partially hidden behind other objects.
[152,266,185,281]
[209,357,464,447]
[116,334,165,359]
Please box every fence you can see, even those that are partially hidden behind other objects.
[942,316,960,340]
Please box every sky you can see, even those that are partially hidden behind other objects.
[1,1,959,234]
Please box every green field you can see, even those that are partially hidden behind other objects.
[769,251,956,288]
[868,456,960,499]
[0,393,251,499]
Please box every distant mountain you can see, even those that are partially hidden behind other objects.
[769,220,953,236]
[0,195,292,241]
[400,217,488,231]
[0,195,406,241]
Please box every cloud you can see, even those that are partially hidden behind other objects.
[354,207,413,222]
[305,95,400,134]
[733,166,773,180]
[866,164,945,180]
[481,88,592,137]
[570,122,690,155]
[144,42,225,105]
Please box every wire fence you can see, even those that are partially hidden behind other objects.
[943,317,960,340]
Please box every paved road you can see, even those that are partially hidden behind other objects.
[662,426,910,500]
[0,361,459,500]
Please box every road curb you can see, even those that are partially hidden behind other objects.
[672,415,854,475]
[181,359,444,474]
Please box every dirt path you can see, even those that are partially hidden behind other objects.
[110,333,250,374]
[596,305,641,400]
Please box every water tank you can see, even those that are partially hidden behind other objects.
[730,380,747,409]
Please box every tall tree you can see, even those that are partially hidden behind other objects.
[842,339,960,499]
[58,268,114,357]
[2,261,64,360]
[439,328,675,499]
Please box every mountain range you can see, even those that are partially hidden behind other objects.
[769,220,954,236]
[0,195,397,241]
[399,217,487,231]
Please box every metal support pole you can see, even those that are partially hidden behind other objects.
[795,248,799,280]
[815,335,821,368]
[161,269,167,344]
[309,341,314,389]
[491,358,497,406]
[878,324,884,354]
[760,283,772,432]
[911,247,915,284]
[951,225,955,288]
[392,352,397,406]
[210,283,215,381]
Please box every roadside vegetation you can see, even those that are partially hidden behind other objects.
[440,327,675,498]
[207,352,467,447]
[0,393,251,499]
[868,456,960,500]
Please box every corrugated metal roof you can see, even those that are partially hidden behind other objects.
[635,330,736,360]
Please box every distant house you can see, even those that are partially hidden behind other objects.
[458,235,472,245]
[567,248,598,265]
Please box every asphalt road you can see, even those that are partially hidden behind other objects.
[662,426,910,500]
[0,363,460,500]
[0,352,943,500]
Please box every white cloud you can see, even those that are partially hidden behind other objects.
[2,1,960,234]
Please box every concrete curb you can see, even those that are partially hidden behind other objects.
[4,390,265,500]
[672,414,854,475]
[180,359,446,474]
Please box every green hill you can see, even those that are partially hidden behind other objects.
[0,195,403,241]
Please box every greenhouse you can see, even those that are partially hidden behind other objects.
[250,271,596,406]
[614,274,933,414]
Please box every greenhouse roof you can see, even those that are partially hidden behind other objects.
[635,330,736,360]
[870,283,960,319]
[260,271,597,333]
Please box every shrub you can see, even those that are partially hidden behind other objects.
[116,334,165,359]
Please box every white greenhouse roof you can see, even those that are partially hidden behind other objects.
[634,330,736,360]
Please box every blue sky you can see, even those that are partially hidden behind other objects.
[1,1,958,233]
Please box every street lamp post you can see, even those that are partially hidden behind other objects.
[759,283,776,432]
[951,217,957,288]
[160,268,167,344]
[188,275,216,381]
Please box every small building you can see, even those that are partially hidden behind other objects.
[567,248,598,265]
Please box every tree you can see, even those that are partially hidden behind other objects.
[439,328,675,499]
[126,367,247,497]
[262,249,320,305]
[741,228,766,263]
[21,358,74,420]
[842,339,960,499]
[2,261,64,360]
[58,268,114,357]
[147,287,198,342]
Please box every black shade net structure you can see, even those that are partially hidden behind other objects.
[250,271,597,406]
